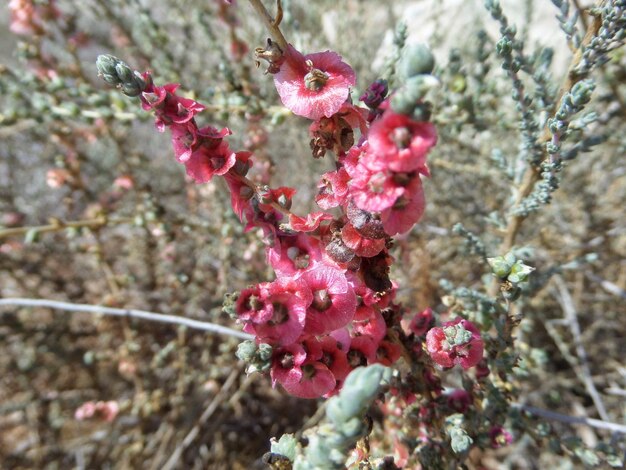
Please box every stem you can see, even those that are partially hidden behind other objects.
[0,216,134,240]
[500,12,603,253]
[247,0,289,52]
[514,403,626,434]
[0,298,253,340]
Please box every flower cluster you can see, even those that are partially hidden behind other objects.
[98,38,481,400]
[139,78,242,184]
[228,47,441,398]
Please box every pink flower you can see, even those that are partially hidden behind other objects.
[113,175,134,190]
[170,124,231,163]
[489,426,513,448]
[407,307,434,336]
[46,168,71,188]
[75,400,119,422]
[375,340,402,366]
[475,359,491,379]
[268,233,323,278]
[288,211,333,232]
[341,223,386,258]
[315,168,350,210]
[270,343,336,399]
[366,110,436,173]
[426,318,484,370]
[319,337,351,384]
[274,46,356,120]
[353,305,387,342]
[302,265,357,335]
[445,389,472,413]
[347,335,378,368]
[184,140,237,183]
[237,277,312,346]
[223,170,255,223]
[141,83,205,132]
[380,178,426,235]
[347,161,405,213]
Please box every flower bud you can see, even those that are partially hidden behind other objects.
[115,62,134,83]
[96,54,120,78]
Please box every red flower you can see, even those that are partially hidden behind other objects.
[445,389,472,413]
[274,46,356,120]
[347,161,406,213]
[237,277,312,346]
[489,426,513,448]
[183,140,237,183]
[288,211,333,232]
[271,343,336,399]
[426,318,484,370]
[341,223,386,258]
[347,335,378,368]
[380,178,426,235]
[302,265,357,335]
[268,233,323,278]
[375,340,402,366]
[407,307,434,336]
[316,168,350,210]
[366,110,436,173]
[353,305,386,342]
[141,82,205,132]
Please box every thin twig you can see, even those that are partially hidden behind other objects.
[553,276,610,421]
[586,272,626,299]
[247,0,289,52]
[161,366,242,470]
[0,216,134,240]
[0,298,253,340]
[514,403,626,434]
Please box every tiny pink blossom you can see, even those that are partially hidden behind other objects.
[317,336,351,386]
[341,223,386,258]
[142,84,206,132]
[407,307,434,336]
[9,0,60,36]
[426,318,484,370]
[274,46,356,120]
[375,340,402,366]
[380,178,426,235]
[289,211,333,232]
[347,334,378,368]
[316,168,350,210]
[353,305,386,342]
[489,426,514,448]
[46,168,71,188]
[75,400,119,422]
[445,389,472,413]
[113,175,134,190]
